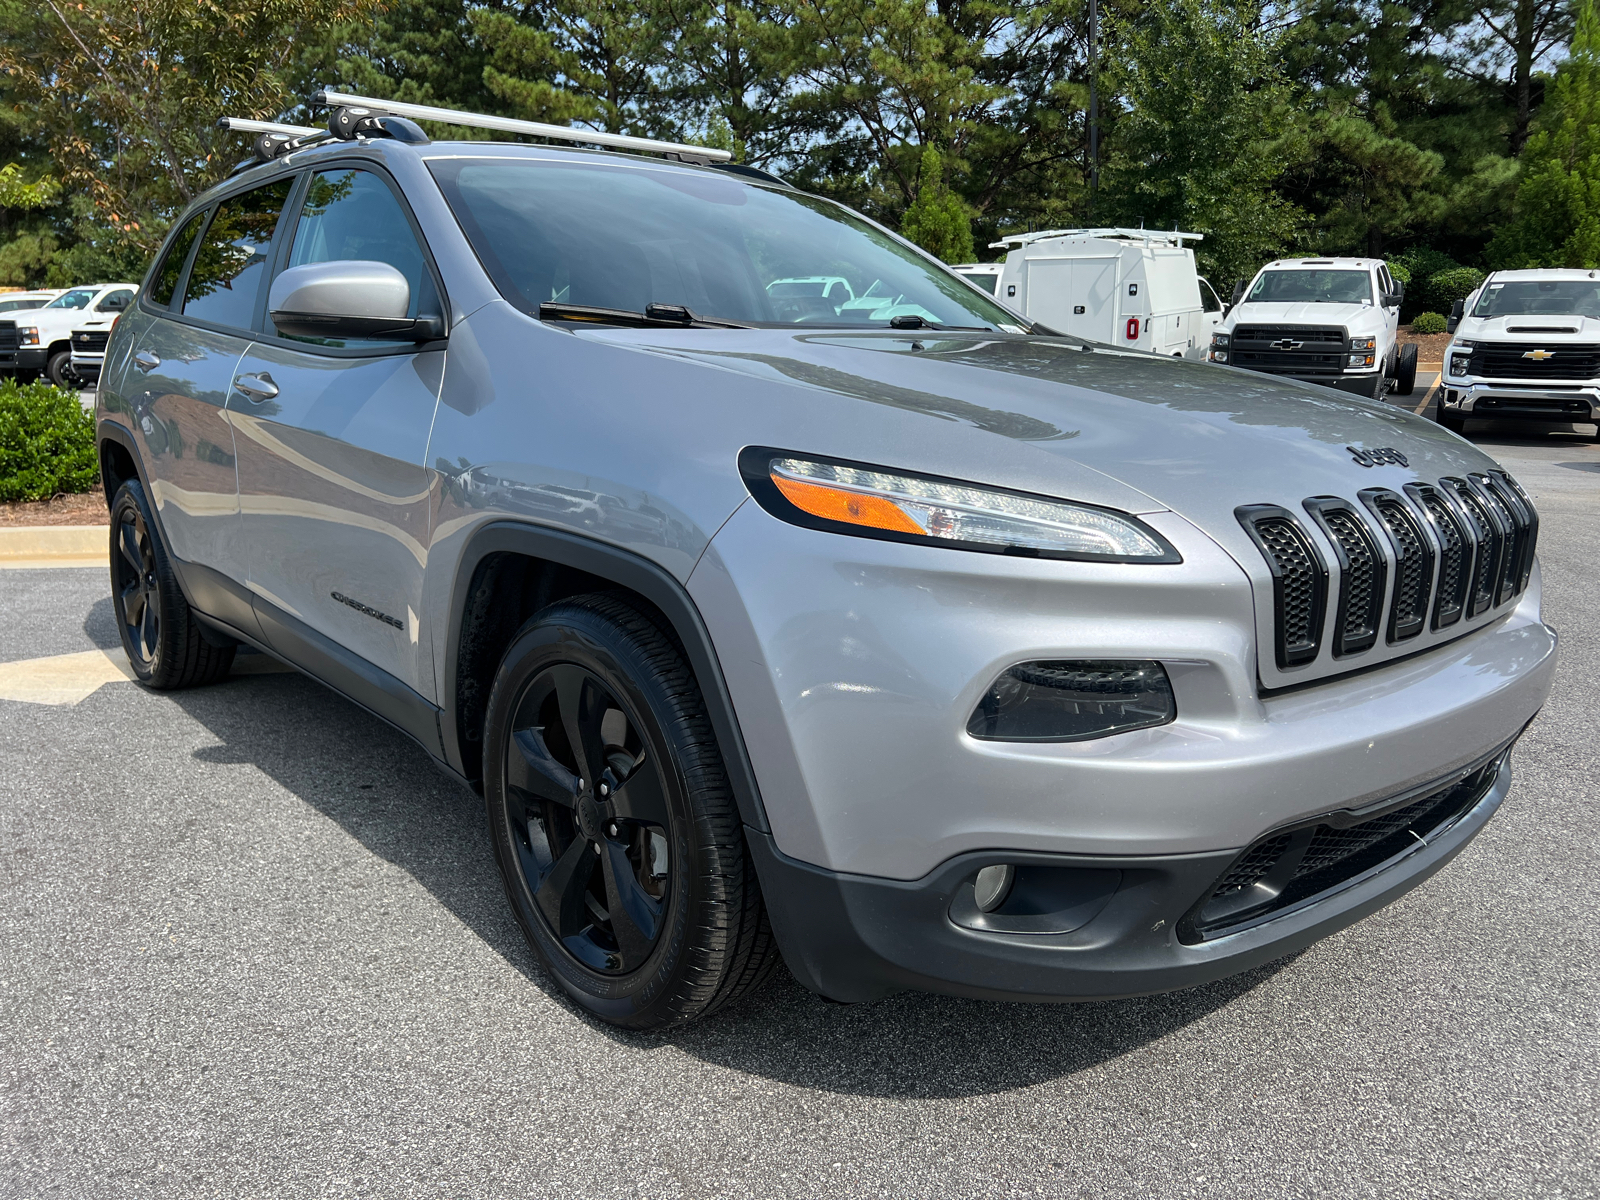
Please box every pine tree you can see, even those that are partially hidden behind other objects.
[1488,0,1600,268]
[900,145,975,263]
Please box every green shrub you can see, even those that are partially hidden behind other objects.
[0,378,98,501]
[1411,312,1447,334]
[1422,266,1485,313]
[1386,261,1411,285]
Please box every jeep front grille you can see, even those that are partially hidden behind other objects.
[1181,747,1507,941]
[1236,506,1327,668]
[1237,475,1535,682]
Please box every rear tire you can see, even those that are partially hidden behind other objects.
[482,594,778,1028]
[109,480,236,688]
[1395,343,1418,395]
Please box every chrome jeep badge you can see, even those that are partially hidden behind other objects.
[1348,446,1408,468]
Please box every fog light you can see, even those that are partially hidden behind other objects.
[967,659,1175,742]
[1212,351,1227,363]
[974,864,1015,912]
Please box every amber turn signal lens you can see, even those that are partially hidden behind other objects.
[771,474,926,535]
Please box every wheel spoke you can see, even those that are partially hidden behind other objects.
[508,728,580,808]
[599,840,661,970]
[121,578,145,629]
[552,664,606,787]
[140,594,159,659]
[534,835,598,939]
[118,521,142,573]
[610,755,670,828]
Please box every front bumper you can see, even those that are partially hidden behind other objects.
[0,346,47,372]
[70,353,104,384]
[753,746,1518,1003]
[1441,380,1600,422]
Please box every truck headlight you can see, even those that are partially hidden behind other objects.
[1211,333,1229,347]
[17,326,38,346]
[1350,337,1376,351]
[968,660,1176,742]
[741,450,1181,562]
[1348,353,1374,367]
[1449,354,1471,377]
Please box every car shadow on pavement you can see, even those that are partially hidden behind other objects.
[170,669,1293,1100]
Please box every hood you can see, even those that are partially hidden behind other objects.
[1455,313,1600,340]
[1227,300,1382,330]
[591,327,1504,572]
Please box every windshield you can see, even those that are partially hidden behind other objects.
[429,157,1017,329]
[0,297,45,313]
[1471,279,1600,319]
[1247,269,1372,305]
[45,288,97,310]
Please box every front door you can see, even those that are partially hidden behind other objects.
[230,165,444,699]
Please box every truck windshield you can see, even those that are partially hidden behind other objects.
[428,156,1017,330]
[1248,270,1372,305]
[1471,280,1600,319]
[44,288,98,310]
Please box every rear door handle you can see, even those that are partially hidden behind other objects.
[133,350,161,373]
[234,372,279,401]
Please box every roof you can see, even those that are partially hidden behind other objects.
[990,228,1202,250]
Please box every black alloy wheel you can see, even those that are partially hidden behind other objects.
[483,595,778,1028]
[504,661,674,975]
[108,479,236,688]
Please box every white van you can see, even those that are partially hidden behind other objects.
[973,229,1226,357]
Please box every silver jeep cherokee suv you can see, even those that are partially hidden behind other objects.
[95,108,1556,1029]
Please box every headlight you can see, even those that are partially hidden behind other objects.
[1211,333,1229,348]
[1348,353,1374,367]
[1349,336,1376,351]
[1449,354,1472,376]
[740,450,1181,562]
[1212,351,1228,363]
[17,326,39,346]
[968,660,1176,742]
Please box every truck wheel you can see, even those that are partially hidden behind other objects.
[45,348,78,389]
[110,480,237,688]
[482,594,779,1029]
[1395,344,1419,396]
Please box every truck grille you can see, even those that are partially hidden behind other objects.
[72,329,110,353]
[1238,474,1536,681]
[1468,342,1600,380]
[0,320,16,353]
[1181,747,1507,941]
[1230,325,1347,374]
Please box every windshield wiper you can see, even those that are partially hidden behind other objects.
[537,302,751,329]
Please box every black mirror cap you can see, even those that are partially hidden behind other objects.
[270,310,445,342]
[1451,298,1465,318]
[1392,278,1405,299]
[1230,279,1248,305]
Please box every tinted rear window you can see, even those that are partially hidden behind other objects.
[149,212,206,308]
[182,178,293,329]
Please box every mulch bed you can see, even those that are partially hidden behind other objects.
[0,493,110,527]
[1398,329,1451,363]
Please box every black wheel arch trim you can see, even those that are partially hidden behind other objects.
[443,520,771,833]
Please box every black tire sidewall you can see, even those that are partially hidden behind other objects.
[46,350,76,389]
[109,480,183,686]
[483,607,704,1027]
[1397,344,1419,395]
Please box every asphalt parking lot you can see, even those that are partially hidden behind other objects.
[2,410,1597,1200]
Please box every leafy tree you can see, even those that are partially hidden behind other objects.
[1458,0,1575,154]
[1487,0,1600,265]
[900,144,975,261]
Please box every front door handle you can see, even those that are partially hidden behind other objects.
[234,372,279,401]
[133,350,161,373]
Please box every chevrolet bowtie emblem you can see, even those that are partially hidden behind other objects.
[1270,338,1303,350]
[1523,349,1556,361]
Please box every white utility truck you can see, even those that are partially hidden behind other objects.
[0,282,138,387]
[1209,258,1415,399]
[966,228,1226,357]
[1438,268,1600,438]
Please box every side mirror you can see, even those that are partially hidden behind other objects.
[1447,297,1464,334]
[1391,279,1405,303]
[1230,279,1248,306]
[268,261,442,342]
[98,295,130,312]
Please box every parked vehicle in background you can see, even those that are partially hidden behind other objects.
[1210,258,1415,399]
[1438,269,1600,438]
[0,290,64,314]
[0,283,139,386]
[985,229,1225,358]
[950,262,1003,296]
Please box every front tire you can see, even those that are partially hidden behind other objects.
[46,348,77,390]
[109,480,236,688]
[1394,343,1418,395]
[483,595,778,1028]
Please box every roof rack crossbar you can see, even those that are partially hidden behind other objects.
[989,227,1204,249]
[312,89,733,164]
[217,117,324,138]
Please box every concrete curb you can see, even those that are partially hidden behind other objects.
[0,525,106,569]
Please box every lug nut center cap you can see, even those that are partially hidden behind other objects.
[577,791,607,841]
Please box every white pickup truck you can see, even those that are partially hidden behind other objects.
[1438,268,1600,439]
[0,282,138,387]
[1208,258,1417,398]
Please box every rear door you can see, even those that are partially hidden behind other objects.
[128,178,295,628]
[230,165,445,700]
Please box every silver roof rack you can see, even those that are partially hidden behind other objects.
[217,117,325,138]
[312,89,733,164]
[990,227,1204,250]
